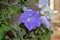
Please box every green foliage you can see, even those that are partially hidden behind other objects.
[0,0,53,40]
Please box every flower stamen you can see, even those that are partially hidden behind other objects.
[27,17,31,22]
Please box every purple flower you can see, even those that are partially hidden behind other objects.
[40,16,50,29]
[19,10,41,31]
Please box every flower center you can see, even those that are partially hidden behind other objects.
[27,17,31,22]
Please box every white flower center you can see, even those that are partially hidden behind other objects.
[27,17,31,22]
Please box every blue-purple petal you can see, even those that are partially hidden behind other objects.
[35,19,41,27]
[24,22,36,31]
[19,13,27,23]
[31,17,41,27]
[40,16,50,29]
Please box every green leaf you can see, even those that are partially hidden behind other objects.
[0,28,4,40]
[34,0,39,3]
[19,29,26,37]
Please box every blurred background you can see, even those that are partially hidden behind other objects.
[50,0,60,40]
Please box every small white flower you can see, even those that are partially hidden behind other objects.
[40,5,54,19]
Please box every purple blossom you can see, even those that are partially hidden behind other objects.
[40,16,50,29]
[19,10,41,31]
